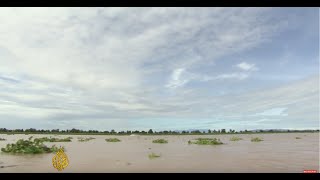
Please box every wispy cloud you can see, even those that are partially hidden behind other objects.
[253,107,288,116]
[214,72,249,80]
[166,69,250,89]
[165,68,189,89]
[236,62,259,71]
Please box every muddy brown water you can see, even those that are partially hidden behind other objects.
[0,133,319,173]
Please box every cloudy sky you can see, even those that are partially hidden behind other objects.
[0,7,319,131]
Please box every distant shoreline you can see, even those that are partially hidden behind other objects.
[0,131,319,136]
[1,128,319,136]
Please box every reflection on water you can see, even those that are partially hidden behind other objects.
[0,133,319,173]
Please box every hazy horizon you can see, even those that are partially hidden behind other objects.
[0,7,319,131]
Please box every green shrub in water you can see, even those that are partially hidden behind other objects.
[105,138,121,142]
[152,139,168,144]
[188,138,223,145]
[230,136,243,141]
[251,137,263,142]
[1,137,63,154]
[36,136,72,142]
[78,137,95,142]
[148,153,161,159]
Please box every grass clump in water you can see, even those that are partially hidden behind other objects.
[0,138,6,141]
[295,137,301,139]
[148,152,161,159]
[251,137,263,142]
[188,138,223,145]
[78,137,95,142]
[105,138,121,142]
[152,139,168,144]
[1,137,63,154]
[230,136,243,141]
[36,136,72,142]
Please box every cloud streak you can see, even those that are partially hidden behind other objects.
[236,62,259,71]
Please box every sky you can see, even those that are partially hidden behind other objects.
[0,7,319,131]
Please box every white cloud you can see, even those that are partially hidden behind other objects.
[236,62,259,71]
[0,8,281,90]
[197,72,250,81]
[165,68,189,89]
[254,107,288,116]
[166,70,249,89]
[215,72,249,80]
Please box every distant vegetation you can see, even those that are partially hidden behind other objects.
[251,137,263,142]
[152,139,168,144]
[148,153,161,159]
[230,136,243,141]
[188,138,223,145]
[78,137,95,142]
[105,138,121,142]
[0,128,318,135]
[1,137,63,154]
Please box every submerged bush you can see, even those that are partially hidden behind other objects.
[152,139,168,144]
[251,137,263,142]
[295,137,301,139]
[78,137,95,142]
[36,137,72,142]
[0,138,6,141]
[188,138,223,145]
[1,137,63,154]
[230,136,243,141]
[105,138,121,142]
[148,152,161,159]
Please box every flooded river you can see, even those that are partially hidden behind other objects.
[0,133,319,173]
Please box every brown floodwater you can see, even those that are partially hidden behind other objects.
[0,133,319,173]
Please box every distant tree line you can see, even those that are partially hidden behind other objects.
[0,128,318,135]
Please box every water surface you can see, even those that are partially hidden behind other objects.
[0,133,319,173]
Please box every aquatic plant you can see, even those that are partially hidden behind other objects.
[105,138,121,142]
[78,137,95,142]
[152,139,168,144]
[0,138,6,141]
[188,138,223,145]
[36,137,72,142]
[148,153,161,159]
[251,137,263,142]
[1,137,63,154]
[295,137,301,139]
[230,136,243,141]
